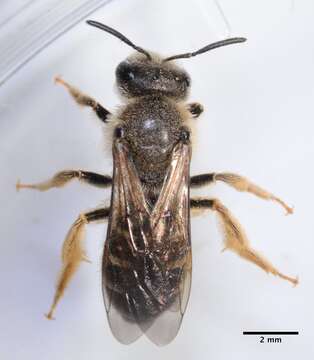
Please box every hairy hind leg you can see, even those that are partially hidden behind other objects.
[46,208,109,320]
[190,198,298,286]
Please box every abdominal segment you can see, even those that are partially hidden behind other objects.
[102,246,185,326]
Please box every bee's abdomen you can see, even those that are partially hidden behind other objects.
[103,251,182,324]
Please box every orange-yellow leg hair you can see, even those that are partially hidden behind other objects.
[54,76,110,123]
[190,198,298,286]
[45,208,109,320]
[16,170,111,192]
[190,173,293,215]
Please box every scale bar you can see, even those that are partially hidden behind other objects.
[243,331,299,335]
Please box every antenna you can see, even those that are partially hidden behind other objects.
[163,37,246,62]
[86,20,151,60]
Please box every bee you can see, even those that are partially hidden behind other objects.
[17,20,298,345]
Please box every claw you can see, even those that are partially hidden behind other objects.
[54,75,64,85]
[16,179,21,192]
[16,179,34,191]
[45,311,56,320]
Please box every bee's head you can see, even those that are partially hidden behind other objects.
[115,53,190,99]
[86,20,246,99]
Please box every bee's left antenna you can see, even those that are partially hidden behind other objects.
[86,20,151,60]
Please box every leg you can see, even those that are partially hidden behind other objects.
[16,170,112,191]
[46,207,109,320]
[190,172,293,215]
[191,197,298,286]
[55,76,110,123]
[187,102,204,118]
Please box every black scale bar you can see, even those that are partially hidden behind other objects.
[243,331,299,335]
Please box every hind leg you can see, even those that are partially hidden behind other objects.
[191,197,298,286]
[46,207,109,320]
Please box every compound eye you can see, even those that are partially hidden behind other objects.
[175,73,190,88]
[183,75,190,87]
[116,62,135,82]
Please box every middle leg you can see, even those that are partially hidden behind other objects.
[190,172,293,214]
[17,170,112,192]
[191,197,298,285]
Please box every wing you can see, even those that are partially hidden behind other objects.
[145,141,192,345]
[102,139,151,344]
[102,138,192,345]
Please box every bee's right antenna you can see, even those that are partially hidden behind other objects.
[163,37,246,62]
[86,20,152,60]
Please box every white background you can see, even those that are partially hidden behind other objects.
[0,0,313,359]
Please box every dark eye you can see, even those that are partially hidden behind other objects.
[116,62,135,82]
[183,75,190,87]
[175,73,190,88]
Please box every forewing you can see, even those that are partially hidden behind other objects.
[102,139,151,344]
[146,141,192,345]
[102,139,192,345]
